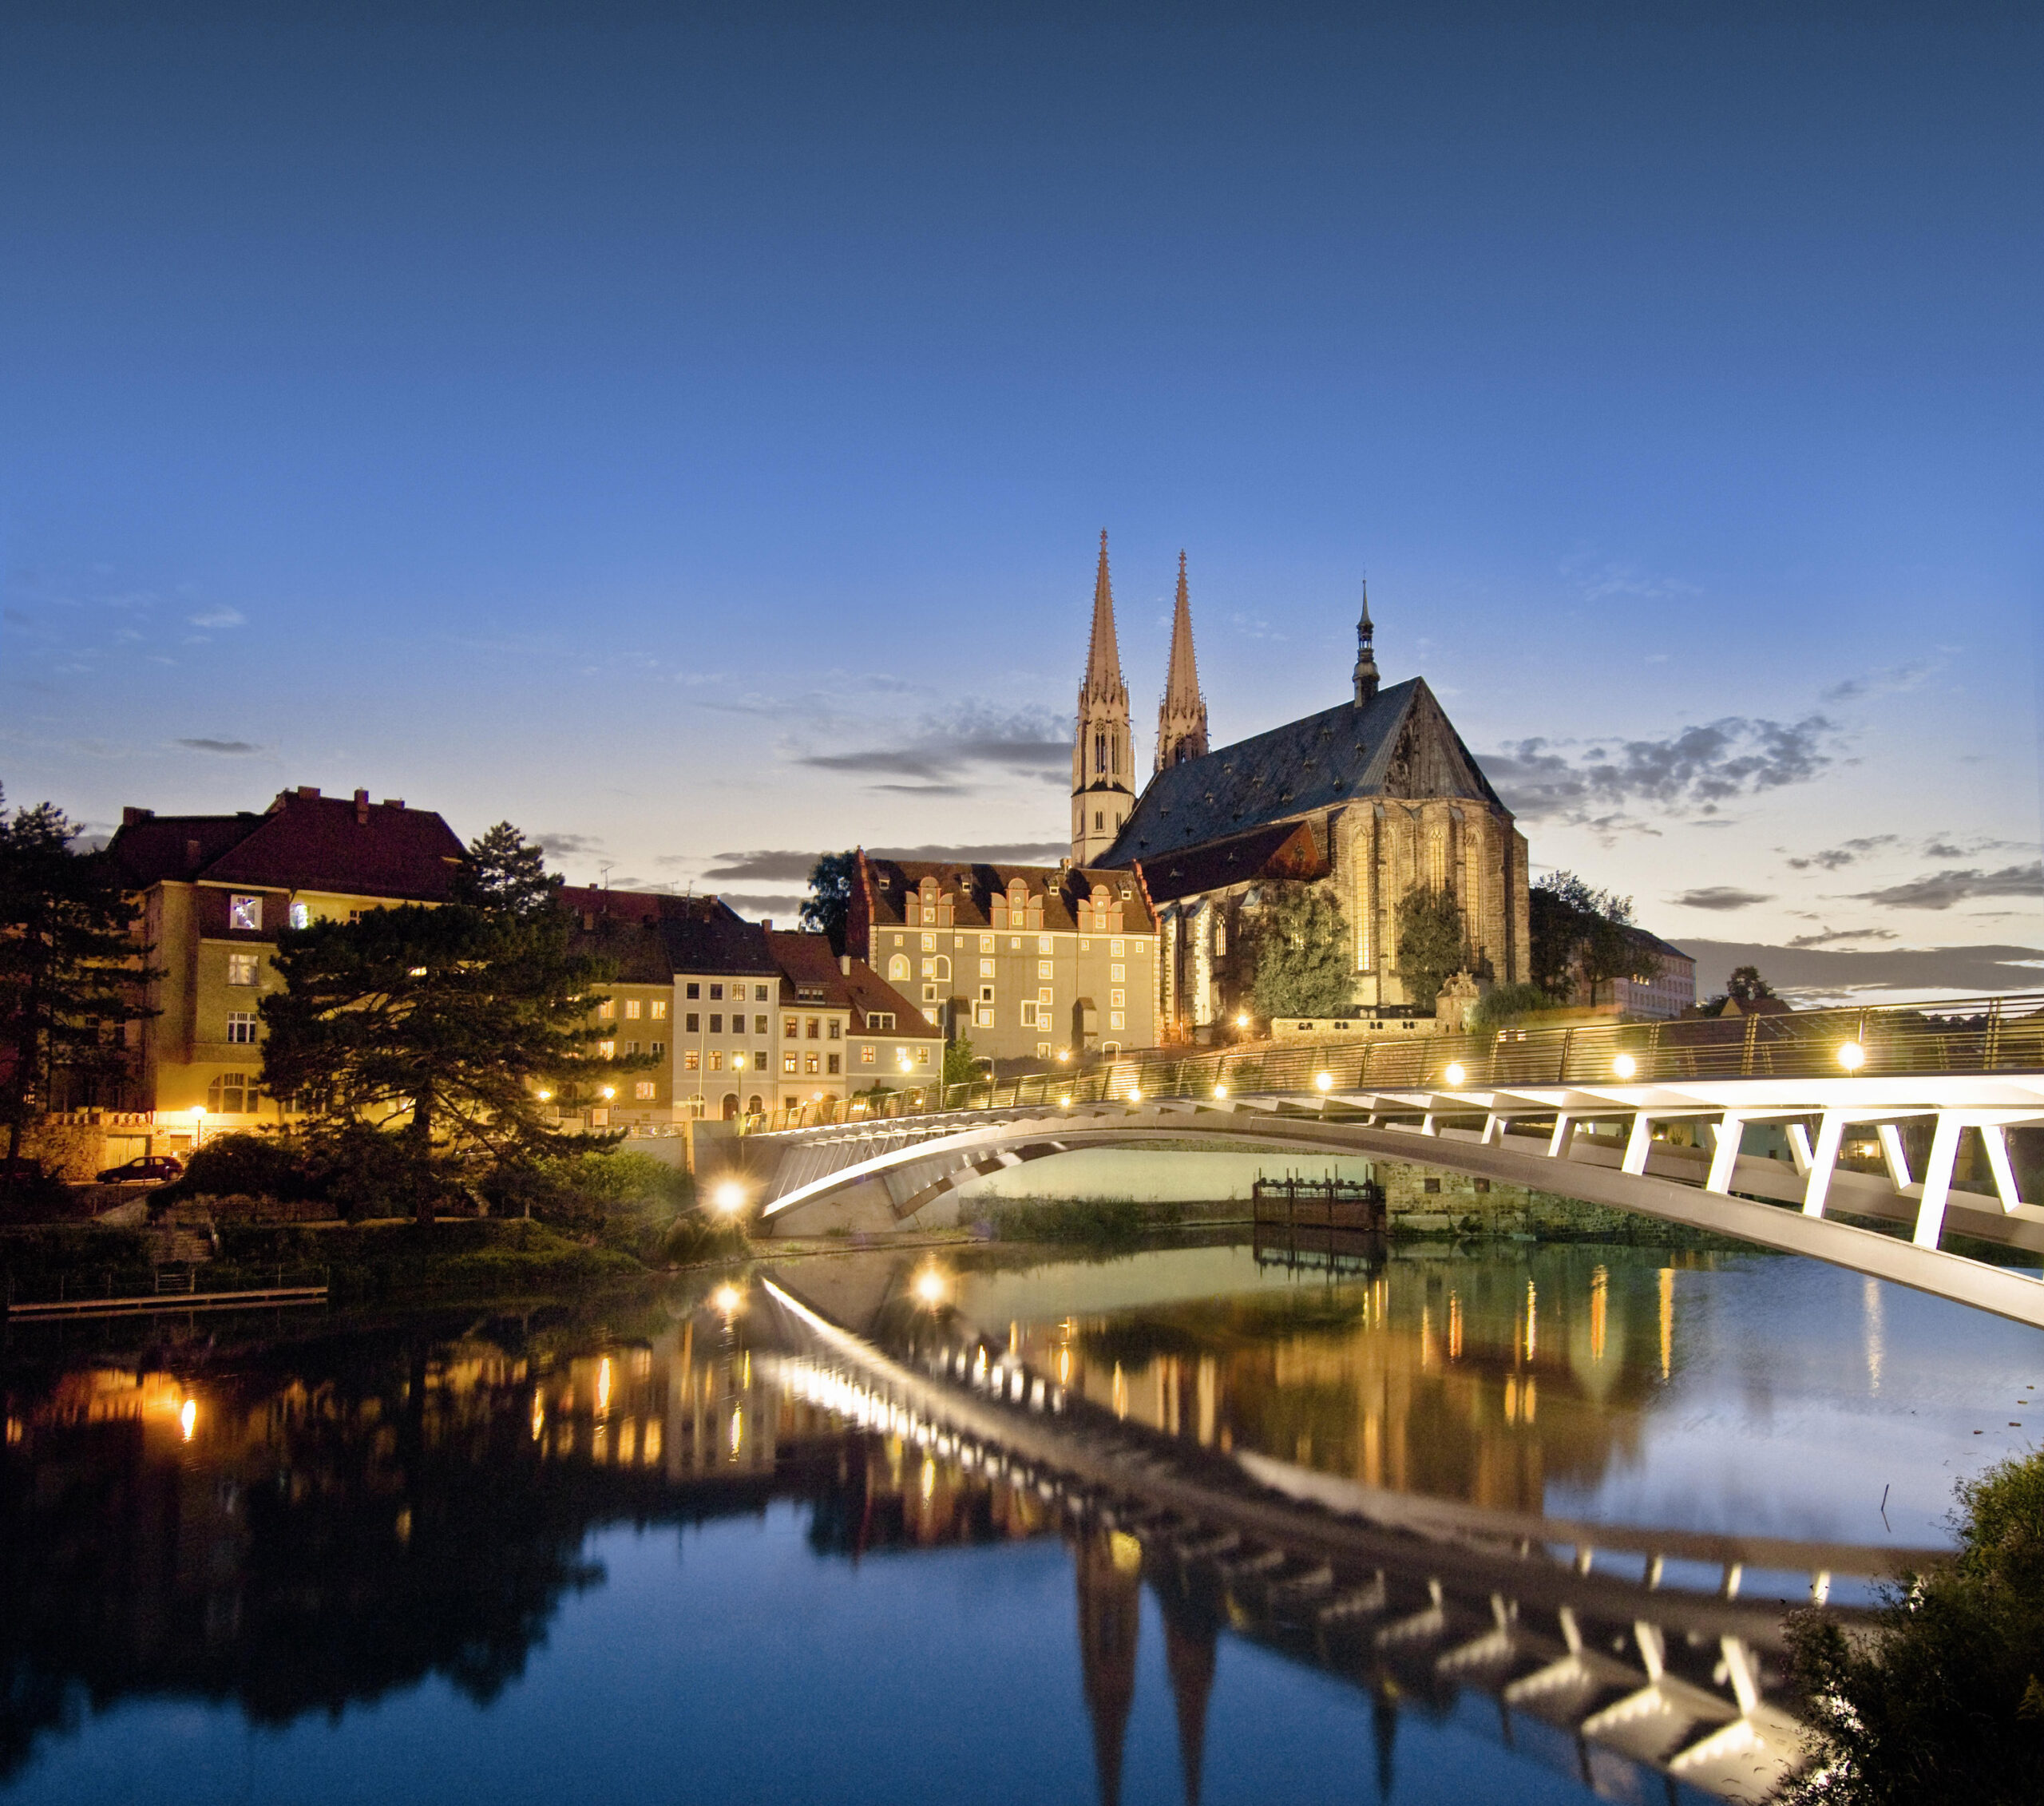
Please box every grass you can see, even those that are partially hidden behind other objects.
[972,1195,1182,1246]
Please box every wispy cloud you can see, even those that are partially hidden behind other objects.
[1669,885,1774,912]
[536,832,604,858]
[186,606,246,630]
[793,703,1068,790]
[1820,662,1934,705]
[1490,715,1837,826]
[1846,863,2044,911]
[1561,554,1702,604]
[1680,937,2044,1002]
[174,737,261,755]
[1785,926,1899,949]
[1785,834,1898,872]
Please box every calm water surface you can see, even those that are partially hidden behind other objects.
[2,1236,2038,1805]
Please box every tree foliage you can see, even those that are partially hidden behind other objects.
[1248,883,1354,1020]
[1530,870,1661,1006]
[1391,885,1469,1012]
[802,850,859,953]
[259,825,616,1222]
[1784,1447,2044,1804]
[1469,980,1553,1034]
[0,788,157,1161]
[943,1035,982,1088]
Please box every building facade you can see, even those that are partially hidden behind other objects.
[103,786,469,1146]
[846,855,1158,1065]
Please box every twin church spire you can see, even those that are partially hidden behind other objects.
[1071,534,1380,866]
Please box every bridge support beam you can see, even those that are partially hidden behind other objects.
[1801,1112,1848,1218]
[1914,1115,1965,1249]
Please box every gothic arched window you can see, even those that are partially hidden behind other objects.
[1095,730,1107,774]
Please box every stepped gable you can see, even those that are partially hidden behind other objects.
[857,857,1154,933]
[1102,677,1503,868]
[107,787,465,901]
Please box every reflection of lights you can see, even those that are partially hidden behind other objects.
[178,1398,196,1441]
[729,1408,743,1455]
[712,1180,746,1214]
[913,1268,948,1307]
[531,1390,545,1440]
[713,1283,743,1317]
[1444,1061,1467,1087]
[1838,1041,1866,1071]
[1612,1053,1637,1080]
[1314,1071,1333,1092]
[596,1357,612,1414]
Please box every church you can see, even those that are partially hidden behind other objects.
[1076,533,1533,1040]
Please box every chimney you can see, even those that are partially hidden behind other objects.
[354,788,370,824]
[838,954,852,975]
[185,838,202,870]
[296,785,320,800]
[122,806,152,826]
[760,917,773,931]
[382,798,403,810]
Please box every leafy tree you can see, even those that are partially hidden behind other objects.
[1784,1447,2044,1804]
[802,850,859,954]
[259,825,617,1223]
[1531,870,1660,1006]
[1249,883,1355,1019]
[1726,964,1774,1004]
[943,1035,983,1089]
[1391,884,1468,1012]
[1469,980,1552,1034]
[0,789,158,1165]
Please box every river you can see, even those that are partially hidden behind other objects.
[2,1233,2037,1804]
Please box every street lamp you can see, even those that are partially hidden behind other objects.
[192,1105,207,1149]
[1612,1053,1637,1081]
[1838,1041,1867,1071]
[1214,1082,1229,1099]
[712,1179,746,1214]
[1314,1071,1333,1092]
[1444,1061,1468,1087]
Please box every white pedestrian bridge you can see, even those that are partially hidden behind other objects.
[739,991,2044,1328]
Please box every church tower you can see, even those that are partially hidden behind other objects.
[1072,531,1135,865]
[1353,579,1380,705]
[1155,551,1209,772]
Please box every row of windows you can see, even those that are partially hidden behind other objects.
[890,933,1143,956]
[228,896,369,934]
[683,981,771,1003]
[596,998,671,1020]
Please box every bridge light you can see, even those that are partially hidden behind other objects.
[1058,1095,1072,1107]
[1839,1040,1867,1071]
[1127,1088,1142,1104]
[1444,1061,1468,1087]
[1612,1054,1637,1081]
[1314,1071,1333,1092]
[913,1268,948,1307]
[711,1180,746,1214]
[1214,1082,1229,1099]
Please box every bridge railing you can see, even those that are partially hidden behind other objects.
[741,989,2044,1135]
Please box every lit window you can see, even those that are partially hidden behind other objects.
[1038,960,1052,980]
[784,1053,798,1074]
[805,1052,819,1074]
[599,1040,616,1059]
[916,1047,930,1066]
[624,1000,641,1020]
[859,1044,875,1064]
[1111,938,1125,956]
[634,1082,656,1100]
[892,934,903,946]
[684,1051,700,1071]
[1038,936,1052,954]
[709,1051,723,1071]
[651,1000,667,1020]
[1110,990,1125,1009]
[226,1011,259,1044]
[1010,937,1021,950]
[289,901,311,930]
[974,1005,993,1026]
[783,1016,798,1037]
[921,958,935,979]
[227,953,258,986]
[1038,987,1053,1005]
[598,1000,616,1020]
[888,955,909,980]
[207,1071,251,1113]
[921,933,936,953]
[979,935,993,953]
[1036,1042,1050,1057]
[806,1017,821,1039]
[1110,1012,1126,1031]
[1110,964,1126,983]
[229,894,262,932]
[978,958,994,977]
[1079,937,1090,951]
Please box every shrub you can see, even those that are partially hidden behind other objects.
[975,1196,1177,1246]
[159,1132,326,1206]
[1470,982,1555,1034]
[1784,1447,2044,1803]
[658,1213,750,1266]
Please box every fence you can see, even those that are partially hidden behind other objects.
[740,991,2044,1136]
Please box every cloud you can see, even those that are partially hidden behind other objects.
[185,606,246,630]
[1784,926,1899,949]
[1490,715,1837,826]
[1560,555,1701,604]
[794,703,1068,790]
[535,832,604,858]
[1679,938,2044,1001]
[174,737,261,755]
[1669,886,1774,912]
[1845,863,2044,911]
[1786,834,1898,871]
[700,850,820,883]
[715,892,810,917]
[700,840,1093,885]
[1820,661,1933,705]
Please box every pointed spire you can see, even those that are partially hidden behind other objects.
[1353,578,1380,706]
[1083,529,1127,706]
[1155,550,1210,772]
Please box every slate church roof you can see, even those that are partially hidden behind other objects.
[1101,677,1509,870]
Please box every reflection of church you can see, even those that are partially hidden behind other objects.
[1073,534,1533,1036]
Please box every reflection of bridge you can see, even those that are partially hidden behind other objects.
[762,1277,1932,1804]
[747,993,2044,1326]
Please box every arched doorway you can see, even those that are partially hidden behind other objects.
[747,1094,763,1115]
[721,1093,739,1120]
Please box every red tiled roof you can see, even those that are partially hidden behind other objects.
[858,857,1155,933]
[766,929,939,1037]
[1133,820,1327,906]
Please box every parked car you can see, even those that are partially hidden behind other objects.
[0,1155,48,1186]
[95,1154,185,1185]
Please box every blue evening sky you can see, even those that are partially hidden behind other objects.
[3,2,2040,996]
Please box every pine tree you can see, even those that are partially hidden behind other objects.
[1392,884,1470,1012]
[1248,883,1354,1019]
[259,824,615,1222]
[0,790,157,1165]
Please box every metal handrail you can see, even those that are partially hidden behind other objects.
[739,988,2044,1136]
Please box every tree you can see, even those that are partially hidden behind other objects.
[0,789,157,1164]
[943,1035,983,1088]
[259,825,617,1223]
[1531,870,1661,1006]
[802,851,858,954]
[1248,883,1355,1019]
[1784,1447,2044,1804]
[1391,884,1469,1012]
[1726,964,1774,1004]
